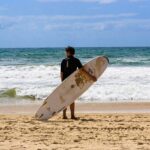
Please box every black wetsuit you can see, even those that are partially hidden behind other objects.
[61,56,82,81]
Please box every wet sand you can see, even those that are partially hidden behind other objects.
[1,102,150,114]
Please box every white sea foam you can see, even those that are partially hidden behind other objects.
[0,65,150,104]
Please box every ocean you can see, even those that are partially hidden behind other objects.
[0,47,150,105]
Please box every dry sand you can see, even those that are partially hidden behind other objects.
[0,103,150,150]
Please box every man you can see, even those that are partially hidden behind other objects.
[61,46,96,119]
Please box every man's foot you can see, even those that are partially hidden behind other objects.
[71,116,79,120]
[63,116,68,119]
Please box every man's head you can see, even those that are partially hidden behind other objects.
[65,46,75,57]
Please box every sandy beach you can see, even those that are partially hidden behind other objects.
[0,103,150,150]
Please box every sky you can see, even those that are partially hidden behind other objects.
[0,0,150,47]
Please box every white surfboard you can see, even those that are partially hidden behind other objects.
[35,56,109,120]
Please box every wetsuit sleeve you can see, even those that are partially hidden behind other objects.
[61,60,65,73]
[77,59,83,69]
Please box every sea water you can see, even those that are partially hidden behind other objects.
[0,47,150,105]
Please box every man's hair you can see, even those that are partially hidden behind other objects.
[65,46,75,55]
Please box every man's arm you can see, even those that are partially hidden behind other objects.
[61,72,64,82]
[77,59,83,69]
[61,60,65,82]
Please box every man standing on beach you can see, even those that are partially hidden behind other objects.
[61,46,82,119]
[61,46,96,120]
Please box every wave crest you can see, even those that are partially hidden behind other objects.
[0,88,36,100]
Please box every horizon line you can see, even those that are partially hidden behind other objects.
[0,46,150,49]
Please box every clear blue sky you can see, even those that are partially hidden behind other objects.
[0,0,150,47]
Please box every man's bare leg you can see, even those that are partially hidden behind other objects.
[63,108,68,119]
[70,103,77,119]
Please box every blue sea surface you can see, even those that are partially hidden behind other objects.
[0,47,150,66]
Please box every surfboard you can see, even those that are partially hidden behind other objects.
[35,56,109,120]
